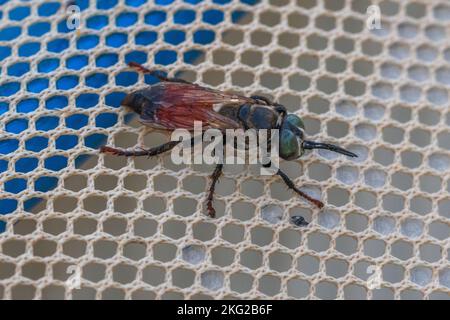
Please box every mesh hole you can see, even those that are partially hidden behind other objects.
[211,246,235,267]
[13,219,36,235]
[230,272,254,294]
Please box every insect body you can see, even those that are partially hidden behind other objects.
[101,62,357,218]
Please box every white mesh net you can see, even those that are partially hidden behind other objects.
[0,0,449,300]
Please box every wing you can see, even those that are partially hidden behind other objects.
[137,82,255,131]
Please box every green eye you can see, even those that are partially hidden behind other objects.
[285,114,305,130]
[279,129,300,160]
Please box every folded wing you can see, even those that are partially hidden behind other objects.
[138,82,254,131]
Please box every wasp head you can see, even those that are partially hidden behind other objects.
[279,114,357,160]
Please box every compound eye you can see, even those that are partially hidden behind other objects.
[279,129,300,160]
[285,114,305,130]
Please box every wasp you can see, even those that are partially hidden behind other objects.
[100,62,357,219]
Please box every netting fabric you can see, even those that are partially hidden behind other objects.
[0,0,449,300]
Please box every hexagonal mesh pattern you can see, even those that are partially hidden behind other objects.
[0,0,449,300]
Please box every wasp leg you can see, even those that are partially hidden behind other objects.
[276,169,324,209]
[206,164,223,218]
[128,62,190,84]
[100,141,181,157]
[263,163,323,209]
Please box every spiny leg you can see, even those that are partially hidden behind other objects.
[276,169,324,209]
[128,62,190,84]
[100,140,181,157]
[206,164,223,218]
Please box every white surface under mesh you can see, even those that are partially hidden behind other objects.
[0,0,449,300]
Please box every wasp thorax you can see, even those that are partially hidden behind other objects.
[237,104,281,130]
